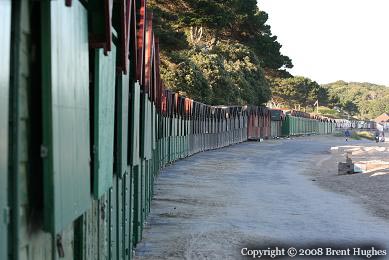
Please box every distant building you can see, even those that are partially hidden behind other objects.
[374,113,389,131]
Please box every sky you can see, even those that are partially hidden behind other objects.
[259,0,389,86]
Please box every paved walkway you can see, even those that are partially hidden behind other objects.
[135,137,389,259]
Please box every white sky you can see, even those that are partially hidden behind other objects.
[259,0,389,86]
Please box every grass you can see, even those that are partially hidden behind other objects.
[352,131,374,140]
[351,132,362,140]
[317,106,342,118]
[334,130,375,140]
[333,132,344,137]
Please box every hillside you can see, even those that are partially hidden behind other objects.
[322,81,389,120]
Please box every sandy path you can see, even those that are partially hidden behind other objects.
[309,138,389,219]
[135,137,389,260]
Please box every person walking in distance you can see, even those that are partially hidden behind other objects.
[345,129,351,141]
[375,129,380,143]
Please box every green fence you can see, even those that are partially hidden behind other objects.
[281,115,337,137]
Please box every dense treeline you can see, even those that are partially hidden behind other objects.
[148,0,292,105]
[269,76,328,110]
[270,79,389,119]
[323,81,389,119]
[149,0,388,119]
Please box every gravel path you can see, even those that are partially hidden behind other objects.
[135,136,389,260]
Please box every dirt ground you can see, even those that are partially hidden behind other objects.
[135,136,389,260]
[308,138,389,219]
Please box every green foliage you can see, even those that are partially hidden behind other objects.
[334,130,373,140]
[216,42,271,105]
[160,57,211,103]
[148,0,291,105]
[148,0,388,117]
[270,76,326,109]
[317,107,342,118]
[149,3,189,51]
[189,49,236,105]
[333,132,344,137]
[177,0,234,30]
[248,32,293,70]
[353,131,374,140]
[160,42,270,105]
[323,81,389,119]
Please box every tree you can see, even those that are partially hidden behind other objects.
[148,2,189,51]
[217,42,271,105]
[148,0,293,70]
[160,42,271,105]
[160,56,212,103]
[270,76,326,110]
[148,0,293,105]
[323,81,389,119]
